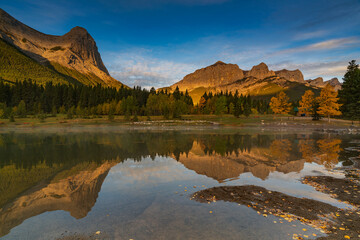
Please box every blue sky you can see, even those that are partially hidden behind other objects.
[1,0,360,88]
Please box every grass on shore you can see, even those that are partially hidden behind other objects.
[0,114,359,128]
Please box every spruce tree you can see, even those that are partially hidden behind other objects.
[338,60,360,120]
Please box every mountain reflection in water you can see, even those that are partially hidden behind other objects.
[0,131,355,239]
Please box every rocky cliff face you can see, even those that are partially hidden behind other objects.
[275,69,305,83]
[245,62,275,79]
[169,61,341,102]
[306,77,342,91]
[170,61,308,93]
[173,61,244,91]
[306,77,325,87]
[0,8,121,86]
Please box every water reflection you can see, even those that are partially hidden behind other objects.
[0,161,116,237]
[178,140,305,181]
[0,131,357,239]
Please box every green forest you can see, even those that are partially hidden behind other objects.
[0,61,359,121]
[0,79,274,120]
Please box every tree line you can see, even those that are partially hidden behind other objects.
[0,80,193,120]
[196,91,271,116]
[0,78,268,120]
[0,60,359,121]
[269,60,360,122]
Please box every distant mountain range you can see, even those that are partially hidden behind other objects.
[0,8,124,87]
[167,61,342,103]
[0,8,342,102]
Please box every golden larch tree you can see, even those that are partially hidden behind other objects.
[317,139,342,169]
[298,139,316,162]
[198,96,207,110]
[269,92,292,119]
[299,90,315,115]
[317,84,342,122]
[269,139,292,162]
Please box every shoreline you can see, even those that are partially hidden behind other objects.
[0,115,359,133]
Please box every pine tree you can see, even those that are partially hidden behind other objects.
[338,60,360,120]
[173,86,181,100]
[17,100,27,117]
[9,111,15,122]
[215,96,227,115]
[243,102,251,117]
[317,84,342,122]
[228,102,235,114]
[233,99,242,118]
[311,99,321,121]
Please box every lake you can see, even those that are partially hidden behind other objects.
[0,128,359,240]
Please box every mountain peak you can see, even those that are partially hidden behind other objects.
[66,26,89,36]
[247,62,275,79]
[0,8,123,86]
[212,61,226,66]
[275,69,305,83]
[258,62,268,67]
[172,61,244,91]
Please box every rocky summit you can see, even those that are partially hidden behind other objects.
[245,62,275,79]
[306,77,342,91]
[275,69,305,83]
[169,61,341,103]
[0,8,122,87]
[174,61,244,91]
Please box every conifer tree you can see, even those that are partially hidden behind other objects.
[338,60,360,120]
[243,102,251,117]
[215,96,227,115]
[317,84,341,122]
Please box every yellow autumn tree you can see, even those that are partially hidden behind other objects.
[198,96,207,111]
[317,139,342,169]
[299,90,315,116]
[298,139,316,162]
[269,91,292,120]
[317,84,342,122]
[269,139,292,162]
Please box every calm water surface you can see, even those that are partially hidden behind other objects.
[0,128,359,240]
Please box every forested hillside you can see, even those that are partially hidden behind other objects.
[0,39,76,85]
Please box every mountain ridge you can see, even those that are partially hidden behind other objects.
[169,61,342,103]
[0,8,124,87]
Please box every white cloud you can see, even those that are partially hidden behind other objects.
[293,30,329,41]
[275,37,360,55]
[269,60,352,80]
[108,51,197,88]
